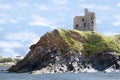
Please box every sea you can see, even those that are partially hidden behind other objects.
[0,66,120,80]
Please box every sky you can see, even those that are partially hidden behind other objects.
[0,0,120,58]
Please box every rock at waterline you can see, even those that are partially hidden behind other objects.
[8,29,120,73]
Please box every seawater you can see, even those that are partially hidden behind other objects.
[0,66,120,80]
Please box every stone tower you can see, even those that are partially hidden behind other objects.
[73,8,96,31]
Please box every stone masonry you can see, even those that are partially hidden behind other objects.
[73,8,96,31]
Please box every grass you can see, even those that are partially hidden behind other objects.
[58,29,83,52]
[55,29,120,56]
[36,29,120,57]
[0,57,21,63]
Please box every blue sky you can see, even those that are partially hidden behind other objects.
[0,0,120,58]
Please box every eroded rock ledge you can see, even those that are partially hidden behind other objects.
[8,29,120,73]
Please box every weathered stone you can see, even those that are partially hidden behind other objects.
[8,29,120,74]
[73,8,96,31]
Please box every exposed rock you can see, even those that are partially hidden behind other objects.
[8,29,120,73]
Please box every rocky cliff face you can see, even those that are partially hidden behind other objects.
[8,29,120,73]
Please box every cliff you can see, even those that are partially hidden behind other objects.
[8,29,120,73]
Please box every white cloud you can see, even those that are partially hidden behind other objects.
[96,17,109,24]
[0,13,24,24]
[29,15,57,28]
[0,19,6,24]
[0,13,7,17]
[0,13,18,24]
[0,48,20,58]
[34,3,70,13]
[79,0,84,2]
[80,4,110,10]
[0,13,8,24]
[79,0,93,2]
[102,31,119,36]
[0,18,20,24]
[6,31,39,44]
[0,41,23,48]
[9,19,18,23]
[0,31,39,58]
[29,15,64,29]
[97,5,110,10]
[113,15,120,26]
[37,5,49,11]
[117,3,120,7]
[16,2,29,8]
[79,0,94,2]
[52,0,69,5]
[0,3,11,9]
[9,16,26,24]
[0,28,3,31]
[96,19,101,24]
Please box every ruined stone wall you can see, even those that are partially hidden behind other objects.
[73,8,96,31]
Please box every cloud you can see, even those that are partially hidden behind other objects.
[0,18,20,24]
[0,13,18,24]
[79,0,94,2]
[10,16,26,24]
[79,0,88,2]
[29,15,65,29]
[0,13,8,24]
[102,31,119,36]
[0,28,3,31]
[0,3,12,9]
[0,48,20,58]
[0,19,6,24]
[0,41,23,48]
[52,0,69,5]
[6,31,39,44]
[0,13,23,24]
[9,19,18,23]
[117,3,120,7]
[29,15,51,27]
[96,19,101,24]
[113,15,120,26]
[37,5,49,11]
[16,2,29,8]
[29,15,58,29]
[79,0,84,1]
[0,31,39,58]
[79,4,110,10]
[96,17,109,24]
[34,3,70,13]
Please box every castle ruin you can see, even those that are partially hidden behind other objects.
[73,8,96,31]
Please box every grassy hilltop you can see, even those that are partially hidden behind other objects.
[36,29,120,56]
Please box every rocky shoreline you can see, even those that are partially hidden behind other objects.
[31,67,120,74]
[8,47,120,74]
[7,29,120,74]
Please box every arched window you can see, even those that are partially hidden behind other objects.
[75,24,79,28]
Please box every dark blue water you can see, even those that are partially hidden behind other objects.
[0,66,120,80]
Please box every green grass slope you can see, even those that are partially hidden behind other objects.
[35,29,120,57]
[57,29,120,56]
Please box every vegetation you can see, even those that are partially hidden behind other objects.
[33,29,120,57]
[56,29,120,56]
[58,29,83,51]
[0,57,21,63]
